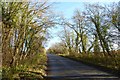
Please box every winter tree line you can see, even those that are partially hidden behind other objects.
[47,2,120,72]
[1,1,57,79]
[48,2,120,56]
[0,1,120,79]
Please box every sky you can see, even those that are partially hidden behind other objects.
[45,2,85,49]
[44,1,119,50]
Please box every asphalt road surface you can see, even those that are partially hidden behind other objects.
[46,54,120,80]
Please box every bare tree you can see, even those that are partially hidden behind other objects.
[84,4,113,56]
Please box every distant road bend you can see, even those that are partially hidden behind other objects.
[46,54,120,80]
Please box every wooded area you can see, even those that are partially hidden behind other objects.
[0,1,120,79]
[48,2,120,75]
[1,1,55,79]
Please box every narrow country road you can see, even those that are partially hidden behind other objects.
[46,54,119,80]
